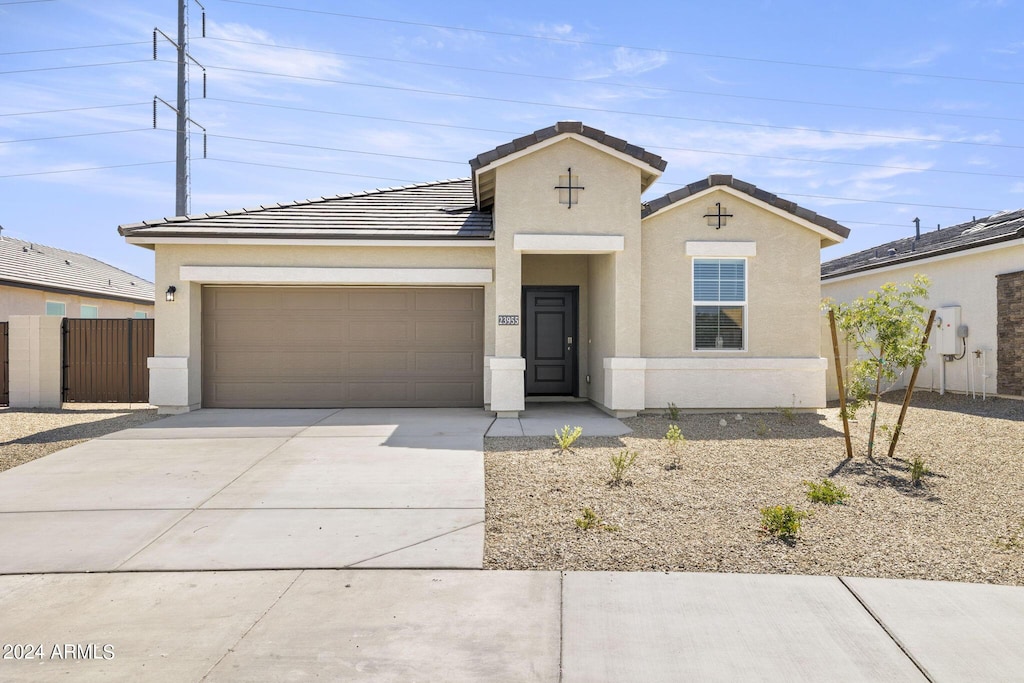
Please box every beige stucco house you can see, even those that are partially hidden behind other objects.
[120,122,849,416]
[0,235,155,320]
[821,210,1024,399]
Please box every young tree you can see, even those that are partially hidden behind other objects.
[825,275,931,459]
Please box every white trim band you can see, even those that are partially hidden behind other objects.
[178,266,494,285]
[685,241,757,257]
[513,233,625,254]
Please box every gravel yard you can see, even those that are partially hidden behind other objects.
[0,405,162,473]
[485,392,1024,585]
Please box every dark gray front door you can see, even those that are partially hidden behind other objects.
[523,287,577,396]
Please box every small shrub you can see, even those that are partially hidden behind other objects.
[665,424,685,469]
[609,450,639,487]
[779,407,795,424]
[760,505,810,541]
[909,457,929,487]
[575,507,619,532]
[554,425,583,453]
[804,478,850,505]
[755,419,770,437]
[667,402,680,421]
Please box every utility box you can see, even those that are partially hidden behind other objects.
[936,306,962,355]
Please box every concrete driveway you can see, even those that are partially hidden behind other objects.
[0,408,493,573]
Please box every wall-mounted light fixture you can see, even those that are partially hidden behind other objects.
[165,285,177,302]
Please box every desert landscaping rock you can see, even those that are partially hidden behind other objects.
[485,392,1024,585]
[0,405,161,473]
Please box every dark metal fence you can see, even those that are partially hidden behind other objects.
[62,318,154,403]
[0,322,8,406]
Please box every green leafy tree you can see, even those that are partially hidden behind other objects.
[825,275,931,458]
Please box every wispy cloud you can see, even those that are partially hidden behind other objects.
[196,22,346,97]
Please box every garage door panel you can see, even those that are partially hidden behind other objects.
[415,288,479,312]
[415,321,478,344]
[414,382,477,403]
[208,381,348,407]
[202,287,484,408]
[349,289,411,311]
[348,320,412,344]
[414,352,477,373]
[211,351,347,376]
[347,352,410,372]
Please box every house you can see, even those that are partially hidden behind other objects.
[0,234,155,320]
[119,121,849,416]
[821,210,1024,398]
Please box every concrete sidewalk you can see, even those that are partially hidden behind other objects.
[2,570,1022,682]
[0,408,493,573]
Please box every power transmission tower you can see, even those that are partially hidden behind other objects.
[153,0,207,216]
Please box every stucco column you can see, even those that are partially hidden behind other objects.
[8,315,63,408]
[490,236,524,414]
[149,275,202,414]
[600,240,645,415]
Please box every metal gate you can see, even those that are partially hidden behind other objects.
[0,321,8,406]
[62,318,155,403]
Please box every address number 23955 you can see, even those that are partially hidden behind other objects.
[498,315,520,326]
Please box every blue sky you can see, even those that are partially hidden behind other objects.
[2,0,1023,282]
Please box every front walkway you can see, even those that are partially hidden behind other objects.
[2,569,1023,681]
[0,408,493,573]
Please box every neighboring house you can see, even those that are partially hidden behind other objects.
[821,210,1024,398]
[119,121,849,415]
[0,235,155,320]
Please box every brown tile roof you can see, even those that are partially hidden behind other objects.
[469,121,667,173]
[118,179,493,240]
[821,209,1024,279]
[0,235,154,304]
[641,174,850,240]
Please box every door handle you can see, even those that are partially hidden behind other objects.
[567,336,573,349]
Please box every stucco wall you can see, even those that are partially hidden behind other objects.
[522,254,590,398]
[0,283,153,320]
[640,188,824,358]
[821,242,1024,397]
[490,137,644,412]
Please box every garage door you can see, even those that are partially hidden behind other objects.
[202,287,484,408]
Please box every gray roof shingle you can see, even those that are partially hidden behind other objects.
[641,174,850,240]
[821,209,1024,279]
[468,121,668,173]
[119,178,493,240]
[0,235,154,303]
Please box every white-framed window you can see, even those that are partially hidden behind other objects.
[133,311,148,319]
[45,301,66,317]
[80,304,99,318]
[693,258,746,351]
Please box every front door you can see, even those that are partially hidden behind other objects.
[523,287,577,396]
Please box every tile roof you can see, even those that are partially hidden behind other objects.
[468,121,668,173]
[641,174,850,240]
[119,178,493,240]
[0,235,154,303]
[821,209,1024,279]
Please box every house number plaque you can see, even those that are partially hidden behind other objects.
[498,315,520,325]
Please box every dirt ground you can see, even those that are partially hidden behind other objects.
[485,391,1024,585]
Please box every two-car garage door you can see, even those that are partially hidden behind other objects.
[202,286,484,408]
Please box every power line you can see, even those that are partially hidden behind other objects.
[0,160,174,178]
[0,102,150,117]
[1,128,154,144]
[205,97,1024,181]
[202,63,1024,151]
[203,36,1024,125]
[0,41,148,56]
[184,129,467,165]
[220,0,1024,87]
[207,157,420,184]
[0,59,153,75]
[0,0,57,4]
